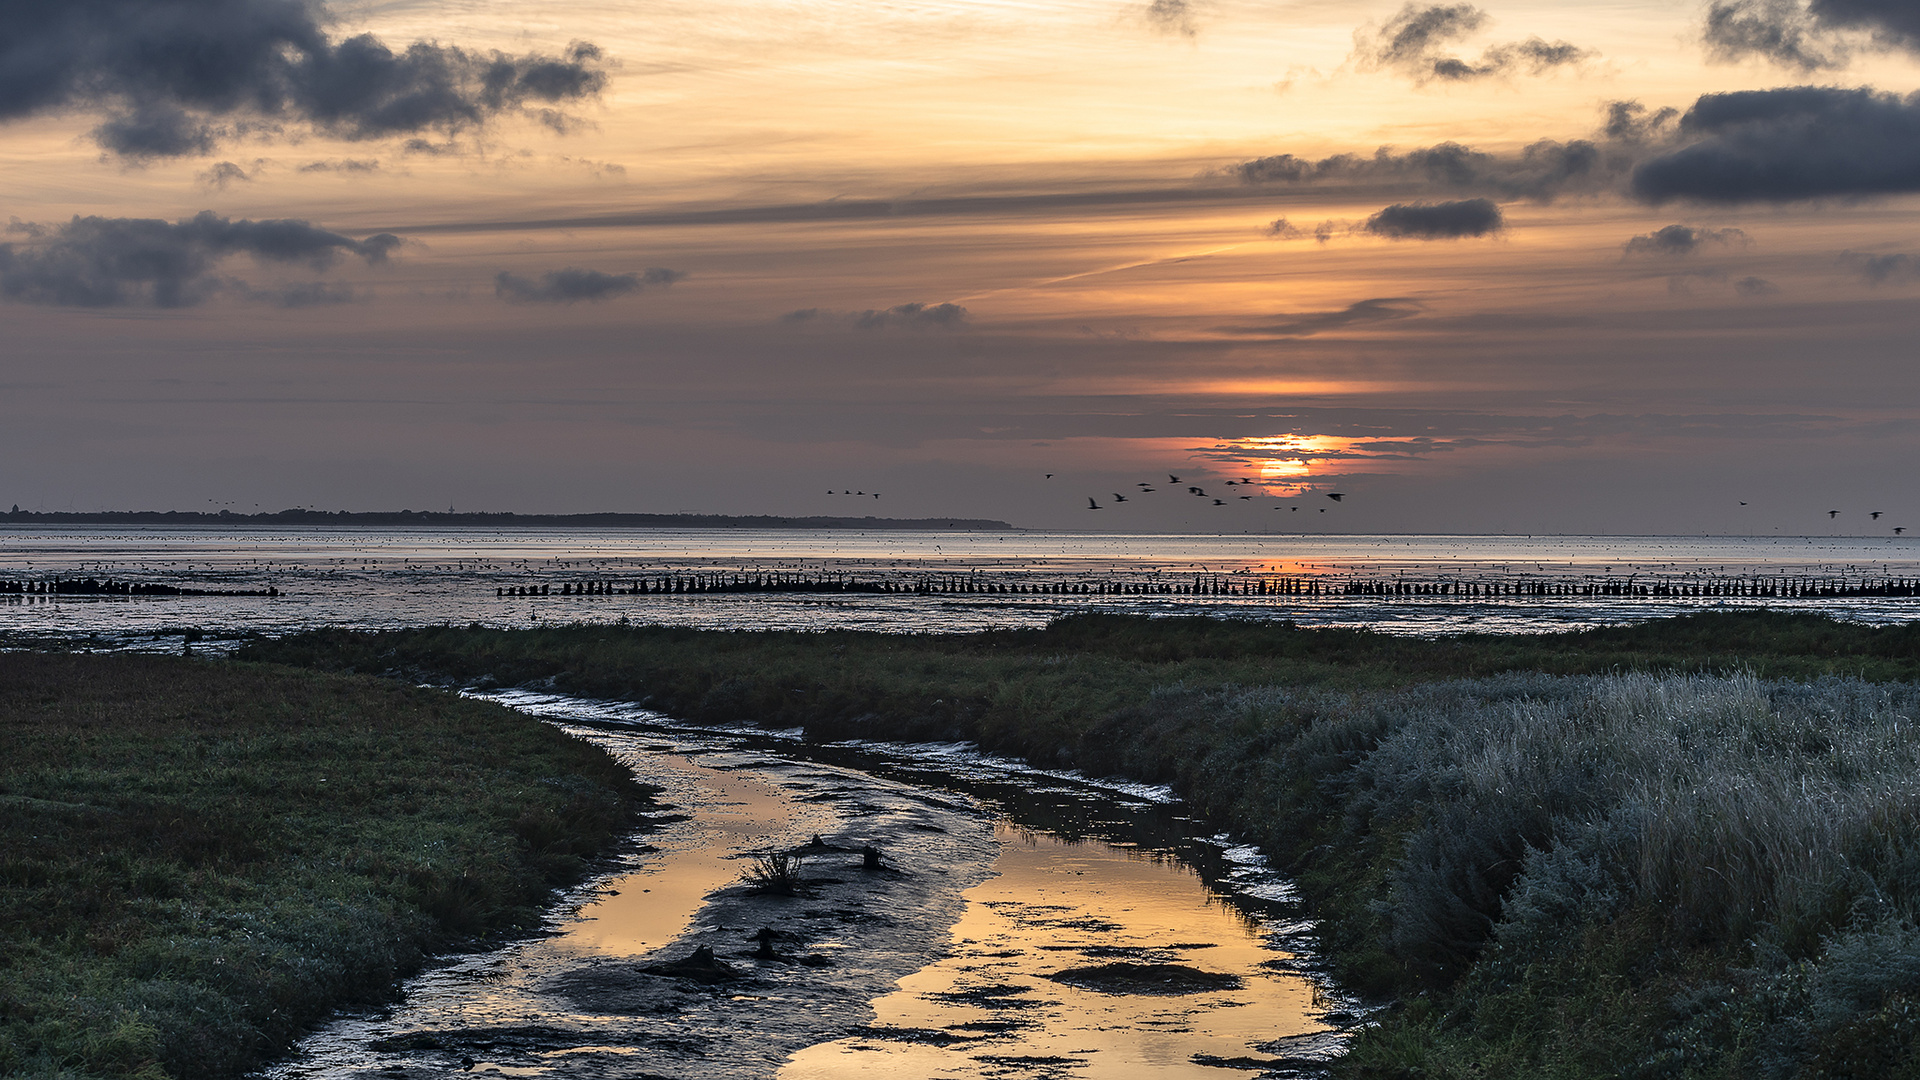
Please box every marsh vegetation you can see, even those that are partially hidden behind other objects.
[244,610,1920,1077]
[0,653,650,1080]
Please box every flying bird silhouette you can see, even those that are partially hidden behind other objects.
[1212,499,1226,506]
[1829,510,1841,519]
[1239,495,1253,500]
[1168,474,1180,483]
[1872,511,1883,519]
[1112,493,1128,502]
[1046,474,1054,479]
[1325,492,1345,501]
[1087,497,1101,510]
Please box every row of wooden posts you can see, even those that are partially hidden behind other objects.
[493,572,1920,600]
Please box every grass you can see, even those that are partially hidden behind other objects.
[0,652,652,1080]
[239,609,1920,1077]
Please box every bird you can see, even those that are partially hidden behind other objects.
[1873,511,1883,519]
[1239,495,1253,500]
[1168,474,1181,483]
[1319,507,1327,512]
[1212,499,1226,506]
[1829,510,1840,519]
[1326,492,1345,501]
[1188,486,1205,496]
[1046,474,1054,479]
[1290,506,1300,511]
[1139,486,1157,492]
[1225,480,1238,486]
[1112,493,1129,502]
[872,493,881,498]
[1087,497,1101,510]
[1898,527,1908,535]
[1740,501,1748,506]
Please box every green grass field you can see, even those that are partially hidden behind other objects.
[0,653,652,1080]
[241,610,1920,1078]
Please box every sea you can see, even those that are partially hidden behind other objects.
[5,526,1919,649]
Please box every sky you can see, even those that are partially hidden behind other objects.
[4,0,1920,534]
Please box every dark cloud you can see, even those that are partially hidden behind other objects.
[493,267,682,304]
[1623,224,1751,256]
[1354,3,1591,83]
[1233,138,1605,201]
[298,158,380,173]
[855,302,968,329]
[1145,0,1199,38]
[1838,250,1920,282]
[1364,199,1503,239]
[1631,86,1920,203]
[199,161,255,189]
[1216,297,1423,336]
[0,211,399,307]
[1265,217,1304,238]
[1603,100,1681,143]
[1704,0,1848,70]
[783,302,970,329]
[0,0,607,157]
[1703,0,1920,69]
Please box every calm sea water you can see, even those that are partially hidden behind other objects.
[4,526,1919,648]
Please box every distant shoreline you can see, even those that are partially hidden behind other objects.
[0,509,1015,530]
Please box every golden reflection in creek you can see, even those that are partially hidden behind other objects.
[554,759,811,958]
[780,823,1326,1079]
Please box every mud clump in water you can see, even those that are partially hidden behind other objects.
[1045,962,1242,995]
[641,944,739,983]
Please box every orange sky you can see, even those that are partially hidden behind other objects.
[3,0,1919,532]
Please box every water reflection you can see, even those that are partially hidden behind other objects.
[6,527,1920,646]
[781,824,1332,1079]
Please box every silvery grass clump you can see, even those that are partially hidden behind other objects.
[1198,671,1920,1073]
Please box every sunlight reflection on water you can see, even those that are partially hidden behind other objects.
[5,527,1920,645]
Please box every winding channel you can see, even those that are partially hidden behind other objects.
[256,691,1362,1080]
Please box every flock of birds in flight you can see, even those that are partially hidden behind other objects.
[828,476,1908,533]
[1070,474,1345,513]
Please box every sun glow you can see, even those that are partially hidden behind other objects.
[1207,434,1358,493]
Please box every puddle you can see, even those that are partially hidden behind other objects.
[257,693,1359,1080]
[554,755,802,958]
[781,825,1330,1079]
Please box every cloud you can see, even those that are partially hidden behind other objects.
[1364,198,1504,238]
[1145,0,1199,38]
[198,161,255,189]
[783,302,970,329]
[298,158,381,174]
[1702,0,1920,70]
[1838,250,1920,282]
[1704,0,1850,70]
[1216,297,1424,336]
[0,0,607,158]
[1623,224,1751,256]
[1232,138,1606,201]
[1734,275,1779,294]
[1631,86,1920,203]
[1353,3,1591,83]
[493,266,682,303]
[0,211,399,307]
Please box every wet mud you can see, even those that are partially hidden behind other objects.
[258,692,1360,1080]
